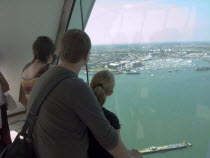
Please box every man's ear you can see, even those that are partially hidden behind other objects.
[48,54,53,63]
[84,52,90,61]
[107,90,113,96]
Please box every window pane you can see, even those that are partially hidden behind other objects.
[85,0,210,158]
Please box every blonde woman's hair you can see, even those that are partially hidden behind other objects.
[90,70,115,106]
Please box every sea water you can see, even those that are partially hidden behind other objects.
[81,58,210,158]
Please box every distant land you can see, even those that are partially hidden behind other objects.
[81,41,210,74]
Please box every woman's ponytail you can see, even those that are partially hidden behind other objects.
[93,85,106,105]
[90,70,115,106]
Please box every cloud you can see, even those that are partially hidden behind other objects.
[85,0,198,44]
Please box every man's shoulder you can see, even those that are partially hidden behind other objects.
[38,66,79,84]
[46,67,90,96]
[59,76,88,92]
[28,66,80,102]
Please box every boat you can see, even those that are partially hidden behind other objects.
[124,70,140,74]
[138,141,192,154]
[113,71,123,75]
[195,67,210,71]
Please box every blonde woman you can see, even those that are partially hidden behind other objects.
[88,70,142,158]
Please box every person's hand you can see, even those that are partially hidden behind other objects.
[130,149,143,158]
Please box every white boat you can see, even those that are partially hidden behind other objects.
[124,70,140,74]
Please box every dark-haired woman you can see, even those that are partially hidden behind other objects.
[19,36,55,110]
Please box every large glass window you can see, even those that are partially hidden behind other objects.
[84,0,210,158]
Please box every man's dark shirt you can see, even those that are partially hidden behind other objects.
[88,107,120,158]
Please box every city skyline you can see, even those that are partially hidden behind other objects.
[85,0,210,45]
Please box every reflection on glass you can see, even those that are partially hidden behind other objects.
[84,0,210,157]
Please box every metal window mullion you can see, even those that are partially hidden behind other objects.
[80,0,89,84]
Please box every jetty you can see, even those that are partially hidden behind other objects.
[138,141,192,154]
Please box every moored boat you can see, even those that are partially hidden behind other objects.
[138,141,192,154]
[195,67,210,71]
[123,70,140,74]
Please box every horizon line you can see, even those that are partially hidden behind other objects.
[92,41,210,46]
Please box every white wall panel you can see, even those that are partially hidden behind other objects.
[0,0,65,114]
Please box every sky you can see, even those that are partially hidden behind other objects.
[85,0,210,45]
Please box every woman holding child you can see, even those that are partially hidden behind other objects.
[19,36,55,110]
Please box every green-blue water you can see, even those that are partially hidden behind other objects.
[81,58,210,158]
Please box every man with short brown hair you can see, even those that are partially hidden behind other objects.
[30,29,142,158]
[60,29,91,63]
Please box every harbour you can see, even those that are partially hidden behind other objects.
[103,58,210,158]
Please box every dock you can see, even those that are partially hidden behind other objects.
[138,141,192,154]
